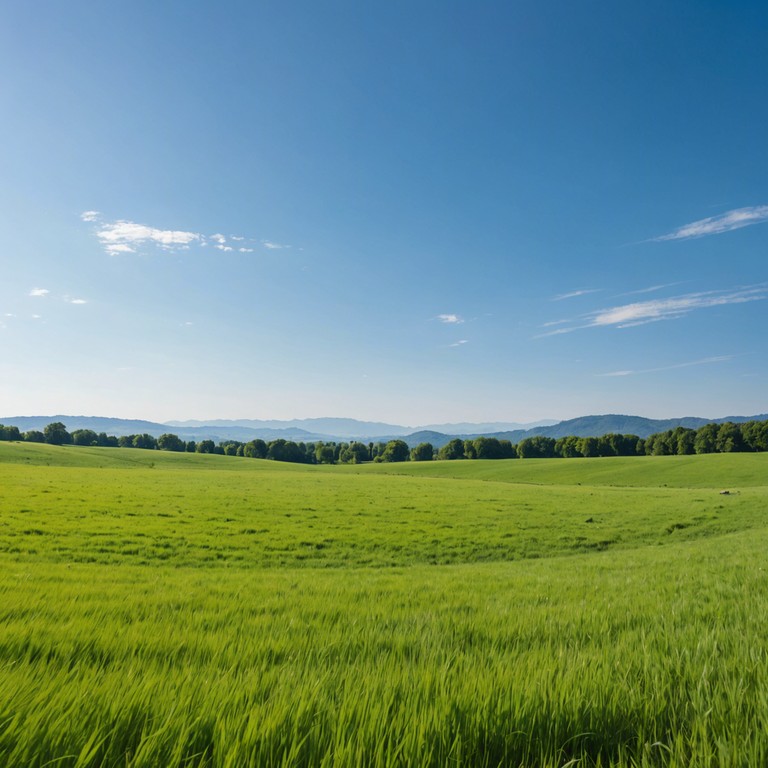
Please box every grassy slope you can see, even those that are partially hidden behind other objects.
[1,443,767,767]
[357,451,768,488]
[1,445,765,568]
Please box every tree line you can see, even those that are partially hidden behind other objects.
[1,419,767,464]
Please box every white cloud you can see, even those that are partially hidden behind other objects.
[538,285,767,337]
[262,240,289,250]
[437,314,464,324]
[655,205,768,241]
[95,219,201,255]
[599,355,733,377]
[619,282,685,297]
[29,288,50,297]
[449,340,469,347]
[552,288,600,301]
[67,298,87,305]
[84,214,269,257]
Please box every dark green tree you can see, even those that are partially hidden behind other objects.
[715,422,744,453]
[23,430,45,443]
[555,435,581,458]
[244,439,267,459]
[44,422,72,445]
[71,429,98,446]
[157,433,185,452]
[380,440,410,463]
[410,442,434,461]
[132,433,157,450]
[438,438,465,460]
[517,436,556,459]
[577,436,599,458]
[0,425,21,441]
[694,423,719,454]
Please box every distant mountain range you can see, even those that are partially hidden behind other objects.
[2,413,766,448]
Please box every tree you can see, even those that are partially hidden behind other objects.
[244,439,267,459]
[410,442,434,461]
[672,427,696,455]
[132,433,157,450]
[157,433,185,452]
[315,442,336,464]
[380,440,410,463]
[473,437,508,459]
[348,441,370,464]
[742,421,768,452]
[555,435,581,458]
[267,439,307,463]
[71,429,98,446]
[715,422,744,453]
[517,436,556,459]
[0,425,21,441]
[44,422,72,445]
[577,436,599,458]
[694,423,718,454]
[438,438,465,460]
[463,439,477,459]
[197,439,216,454]
[23,430,45,443]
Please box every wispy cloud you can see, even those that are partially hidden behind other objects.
[81,211,282,257]
[618,282,685,297]
[262,240,290,250]
[29,288,50,297]
[449,340,469,347]
[66,298,88,305]
[654,205,768,241]
[436,314,464,324]
[538,284,767,337]
[552,288,600,301]
[599,355,733,377]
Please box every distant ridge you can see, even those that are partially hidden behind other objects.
[1,412,766,448]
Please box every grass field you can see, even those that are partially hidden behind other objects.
[0,443,766,766]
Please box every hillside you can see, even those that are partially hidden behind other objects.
[2,412,766,448]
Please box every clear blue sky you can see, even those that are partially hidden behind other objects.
[1,1,766,425]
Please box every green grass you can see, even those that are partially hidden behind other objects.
[0,443,767,766]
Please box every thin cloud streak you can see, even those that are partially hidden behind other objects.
[618,282,686,297]
[551,288,600,301]
[654,205,768,241]
[29,288,50,297]
[537,285,767,337]
[599,355,733,377]
[436,314,464,324]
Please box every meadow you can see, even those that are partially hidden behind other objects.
[0,443,766,766]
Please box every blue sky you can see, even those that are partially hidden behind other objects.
[1,1,766,425]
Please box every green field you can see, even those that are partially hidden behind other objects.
[1,444,767,766]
